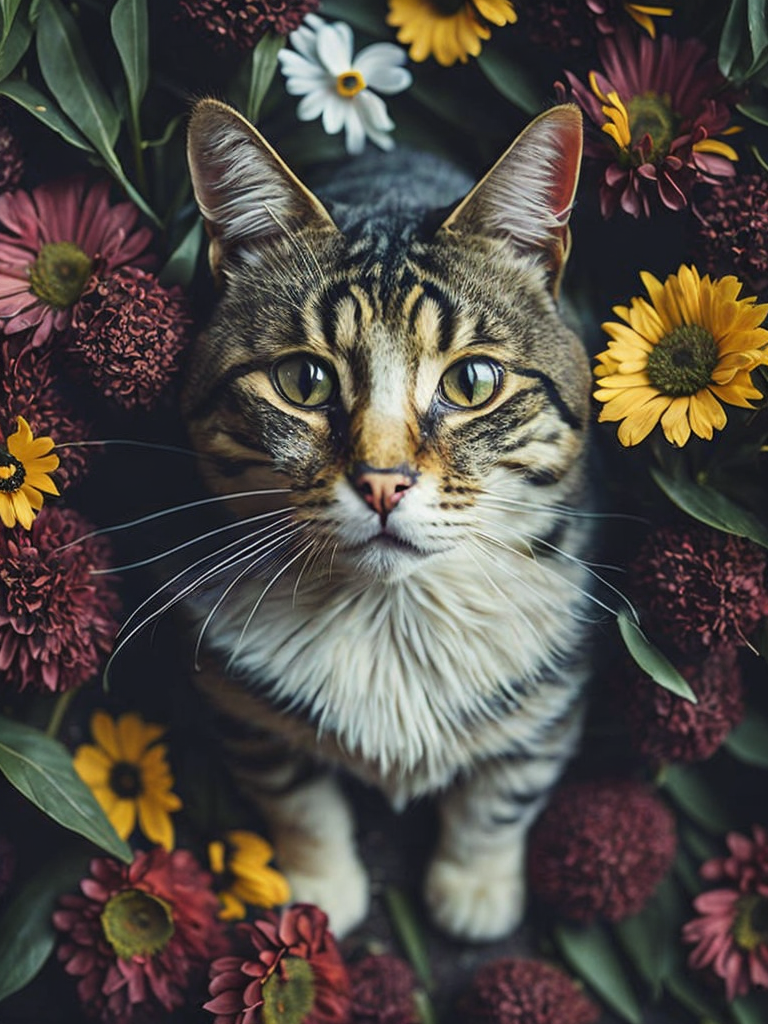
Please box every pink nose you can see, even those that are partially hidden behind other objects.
[353,467,415,519]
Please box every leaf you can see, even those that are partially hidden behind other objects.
[318,0,389,37]
[476,48,542,116]
[110,0,148,119]
[0,851,88,1002]
[617,610,697,702]
[660,764,731,834]
[651,466,768,549]
[731,992,768,1024]
[0,715,132,862]
[1,0,23,44]
[614,876,679,997]
[724,709,768,768]
[737,99,768,125]
[384,886,433,990]
[0,79,93,151]
[665,962,726,1021]
[159,217,204,289]
[720,0,749,79]
[553,922,644,1024]
[0,5,30,81]
[246,30,284,124]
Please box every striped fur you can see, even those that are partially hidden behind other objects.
[182,100,594,940]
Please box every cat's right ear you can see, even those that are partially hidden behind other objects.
[187,98,338,275]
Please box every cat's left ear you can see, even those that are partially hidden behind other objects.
[439,104,583,296]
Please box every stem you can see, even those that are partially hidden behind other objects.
[129,106,148,198]
[46,688,76,739]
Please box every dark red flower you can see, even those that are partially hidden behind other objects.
[456,957,600,1024]
[67,267,192,410]
[177,0,320,50]
[0,834,15,898]
[695,173,768,293]
[683,826,768,1000]
[528,778,677,922]
[629,524,768,655]
[620,648,745,763]
[518,1,593,51]
[0,506,120,693]
[205,903,351,1024]
[53,847,228,1023]
[0,120,23,192]
[348,954,418,1024]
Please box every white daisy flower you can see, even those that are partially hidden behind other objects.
[278,14,412,155]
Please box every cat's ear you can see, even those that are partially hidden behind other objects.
[187,98,338,274]
[439,104,583,296]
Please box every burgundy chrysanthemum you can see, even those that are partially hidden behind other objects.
[629,524,768,655]
[205,903,351,1024]
[557,30,737,217]
[695,173,768,293]
[0,506,120,693]
[683,826,768,1000]
[67,268,192,411]
[177,0,320,50]
[0,121,23,192]
[528,778,677,922]
[621,648,745,763]
[53,847,229,1023]
[348,954,418,1024]
[456,957,601,1024]
[0,834,15,898]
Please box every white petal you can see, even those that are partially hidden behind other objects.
[297,89,331,123]
[354,90,394,133]
[322,94,348,135]
[354,44,411,94]
[316,21,354,75]
[277,51,324,78]
[289,20,321,61]
[343,106,367,155]
[284,75,330,97]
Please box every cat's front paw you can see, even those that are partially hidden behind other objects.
[424,855,525,942]
[284,853,370,939]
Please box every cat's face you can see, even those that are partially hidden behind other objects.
[183,101,590,583]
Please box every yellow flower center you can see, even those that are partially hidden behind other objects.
[646,324,719,397]
[101,890,175,959]
[336,70,366,98]
[109,761,144,799]
[0,450,25,494]
[261,957,316,1024]
[733,894,768,951]
[28,241,93,309]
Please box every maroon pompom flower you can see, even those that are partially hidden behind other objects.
[558,30,738,217]
[528,778,677,922]
[348,954,418,1024]
[205,903,351,1024]
[620,648,745,763]
[53,847,228,1023]
[0,119,23,192]
[695,173,768,293]
[456,957,601,1024]
[177,0,320,50]
[0,506,120,693]
[67,267,192,410]
[0,834,15,898]
[683,826,768,1000]
[629,524,768,655]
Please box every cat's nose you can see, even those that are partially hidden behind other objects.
[352,464,415,520]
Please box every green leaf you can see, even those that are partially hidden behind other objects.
[110,0,148,119]
[319,0,389,37]
[660,764,731,834]
[0,851,88,1002]
[476,48,542,116]
[1,0,23,43]
[384,886,433,990]
[737,99,768,125]
[0,79,93,150]
[246,30,284,124]
[617,610,697,702]
[614,876,679,997]
[553,922,644,1024]
[720,0,749,79]
[0,5,30,81]
[651,466,768,549]
[0,715,132,862]
[724,709,768,768]
[159,217,203,289]
[666,962,726,1022]
[731,992,768,1024]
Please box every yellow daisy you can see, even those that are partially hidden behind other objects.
[208,830,291,920]
[386,0,517,67]
[594,265,768,447]
[0,415,59,529]
[73,710,183,851]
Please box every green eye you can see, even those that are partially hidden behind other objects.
[273,355,336,408]
[439,358,502,409]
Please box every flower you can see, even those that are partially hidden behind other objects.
[586,1,673,38]
[67,268,192,410]
[619,648,745,763]
[518,1,593,51]
[456,957,601,1024]
[558,31,738,217]
[53,847,228,1023]
[205,903,351,1024]
[0,834,15,898]
[528,778,677,922]
[387,0,517,66]
[208,829,291,920]
[73,710,183,852]
[279,15,411,155]
[629,524,768,654]
[695,173,768,293]
[0,414,59,529]
[0,119,23,192]
[177,0,320,50]
[593,265,768,447]
[683,826,768,1000]
[348,954,419,1024]
[0,178,154,346]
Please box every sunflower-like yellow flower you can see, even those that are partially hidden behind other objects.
[594,265,768,447]
[73,711,183,851]
[0,415,59,529]
[387,0,517,67]
[208,830,291,920]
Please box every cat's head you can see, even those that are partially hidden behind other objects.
[183,100,591,583]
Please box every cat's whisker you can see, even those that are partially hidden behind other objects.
[479,490,646,524]
[291,535,332,606]
[472,511,626,573]
[262,201,326,281]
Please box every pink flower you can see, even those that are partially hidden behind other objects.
[0,178,154,347]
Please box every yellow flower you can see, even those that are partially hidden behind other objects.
[594,265,768,447]
[73,711,183,851]
[208,830,291,920]
[0,415,59,529]
[624,3,673,39]
[387,0,517,67]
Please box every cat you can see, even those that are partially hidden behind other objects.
[181,97,594,942]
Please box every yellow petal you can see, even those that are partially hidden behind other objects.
[116,713,164,762]
[217,890,247,921]
[73,745,113,787]
[615,395,670,446]
[659,396,692,447]
[109,799,137,840]
[137,795,175,851]
[688,389,727,439]
[91,711,121,760]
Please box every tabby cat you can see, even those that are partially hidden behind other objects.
[182,98,594,941]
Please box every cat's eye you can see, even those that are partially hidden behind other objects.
[439,357,502,409]
[272,355,337,408]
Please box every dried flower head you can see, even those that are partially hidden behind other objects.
[177,0,320,50]
[348,954,419,1024]
[0,119,23,192]
[695,173,768,293]
[457,957,601,1024]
